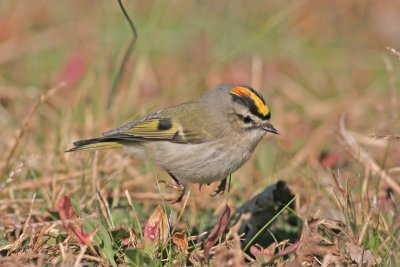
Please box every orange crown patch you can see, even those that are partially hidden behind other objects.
[230,86,270,116]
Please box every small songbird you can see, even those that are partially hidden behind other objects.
[67,84,279,202]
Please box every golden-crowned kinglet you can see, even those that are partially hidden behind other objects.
[67,84,279,202]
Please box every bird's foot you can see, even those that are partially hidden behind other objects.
[160,173,186,203]
[211,178,227,197]
[167,183,185,203]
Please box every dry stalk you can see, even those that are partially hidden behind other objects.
[338,115,400,195]
[3,82,65,174]
[167,190,191,243]
[74,245,87,267]
[369,134,400,141]
[1,166,110,194]
[0,214,97,233]
[386,46,400,59]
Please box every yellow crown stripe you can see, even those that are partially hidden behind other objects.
[231,86,269,116]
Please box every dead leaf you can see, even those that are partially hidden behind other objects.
[204,205,231,257]
[284,261,303,267]
[59,195,77,221]
[59,195,99,255]
[172,231,188,254]
[295,218,343,265]
[110,225,131,246]
[319,151,344,168]
[144,205,169,244]
[275,240,301,258]
[212,236,246,267]
[250,241,301,263]
[250,244,275,260]
[346,242,381,265]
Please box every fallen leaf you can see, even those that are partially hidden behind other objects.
[250,244,275,259]
[346,242,381,265]
[172,231,188,254]
[250,241,301,263]
[144,205,169,244]
[59,195,77,221]
[110,225,131,245]
[204,205,231,257]
[295,218,343,265]
[212,236,246,267]
[59,195,99,255]
[319,151,344,168]
[275,240,301,257]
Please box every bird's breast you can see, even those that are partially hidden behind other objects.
[146,130,265,184]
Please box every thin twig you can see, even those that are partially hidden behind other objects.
[386,46,400,59]
[3,82,65,173]
[0,214,97,232]
[124,188,143,239]
[243,197,295,251]
[74,245,87,267]
[168,190,191,242]
[107,0,138,109]
[338,115,400,195]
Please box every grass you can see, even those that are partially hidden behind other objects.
[1,1,400,266]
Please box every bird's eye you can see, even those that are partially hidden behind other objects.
[238,115,254,124]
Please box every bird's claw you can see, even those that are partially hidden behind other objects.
[159,179,186,203]
[210,178,227,197]
[167,189,185,203]
[159,180,182,190]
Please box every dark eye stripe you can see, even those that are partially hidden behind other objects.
[238,114,254,124]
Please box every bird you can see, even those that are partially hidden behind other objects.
[66,84,279,202]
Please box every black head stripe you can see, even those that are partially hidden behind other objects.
[231,94,271,120]
[242,86,266,104]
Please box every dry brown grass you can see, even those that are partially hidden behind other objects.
[1,1,399,266]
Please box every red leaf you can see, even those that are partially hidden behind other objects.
[275,241,301,257]
[319,151,343,168]
[204,205,231,257]
[122,238,130,246]
[144,205,169,244]
[59,195,77,221]
[250,245,275,258]
[250,241,301,262]
[71,225,99,247]
[56,53,87,88]
[58,195,98,255]
[172,231,188,253]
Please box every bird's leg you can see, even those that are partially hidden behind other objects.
[211,178,227,196]
[161,171,185,203]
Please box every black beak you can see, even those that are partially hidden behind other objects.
[262,122,280,134]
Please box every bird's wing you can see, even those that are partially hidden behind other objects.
[102,111,161,136]
[102,111,210,144]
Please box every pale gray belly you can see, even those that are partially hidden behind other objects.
[145,140,256,184]
[123,131,265,184]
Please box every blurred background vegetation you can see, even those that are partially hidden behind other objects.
[0,1,399,265]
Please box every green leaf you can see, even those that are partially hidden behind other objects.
[124,248,159,266]
[86,220,118,267]
[110,225,130,244]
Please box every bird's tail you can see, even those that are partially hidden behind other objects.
[65,137,124,152]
